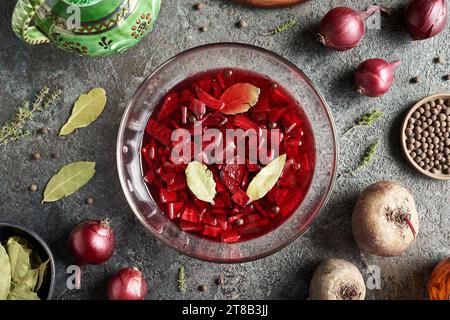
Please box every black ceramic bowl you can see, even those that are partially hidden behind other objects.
[0,223,56,300]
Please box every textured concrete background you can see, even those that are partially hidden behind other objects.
[0,0,449,300]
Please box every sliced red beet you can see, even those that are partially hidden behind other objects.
[166,202,184,219]
[216,71,226,90]
[189,99,206,119]
[268,106,287,123]
[237,219,270,236]
[281,112,301,134]
[203,225,222,238]
[231,188,250,207]
[146,119,173,147]
[181,106,188,124]
[251,96,270,113]
[246,162,260,172]
[212,81,223,98]
[201,213,218,226]
[161,173,176,185]
[181,206,201,223]
[196,87,225,110]
[221,230,240,243]
[202,112,228,127]
[220,156,245,194]
[270,88,289,106]
[143,170,157,184]
[180,89,194,104]
[216,216,228,231]
[245,214,261,224]
[252,201,268,217]
[180,221,202,232]
[275,188,290,206]
[160,188,178,203]
[142,139,156,165]
[240,170,249,189]
[196,79,213,93]
[167,174,187,191]
[211,207,228,215]
[228,213,244,223]
[233,114,260,132]
[157,92,179,120]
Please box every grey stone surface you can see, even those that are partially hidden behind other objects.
[0,0,449,300]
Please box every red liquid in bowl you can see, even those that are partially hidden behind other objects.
[141,68,315,243]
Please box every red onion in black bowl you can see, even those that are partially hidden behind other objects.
[405,0,448,41]
[354,59,401,97]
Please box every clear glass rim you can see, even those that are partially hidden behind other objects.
[116,42,338,263]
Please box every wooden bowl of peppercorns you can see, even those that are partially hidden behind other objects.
[402,94,450,180]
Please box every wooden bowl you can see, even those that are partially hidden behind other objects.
[401,94,450,180]
[232,0,308,8]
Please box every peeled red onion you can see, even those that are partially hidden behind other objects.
[318,6,381,51]
[107,267,148,300]
[405,0,448,41]
[354,59,401,97]
[68,219,115,265]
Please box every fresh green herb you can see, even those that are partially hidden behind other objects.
[261,19,296,36]
[0,87,61,145]
[178,266,186,293]
[344,110,384,136]
[340,140,380,177]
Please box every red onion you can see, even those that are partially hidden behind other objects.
[405,0,448,41]
[318,6,381,51]
[107,267,148,300]
[68,219,115,265]
[354,59,401,97]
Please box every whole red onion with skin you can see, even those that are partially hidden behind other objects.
[107,267,148,300]
[354,59,401,97]
[68,219,115,265]
[318,6,381,51]
[405,0,448,41]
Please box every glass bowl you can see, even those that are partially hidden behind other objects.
[117,43,337,263]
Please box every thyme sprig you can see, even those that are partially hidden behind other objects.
[344,110,384,137]
[0,87,61,145]
[178,265,186,293]
[261,19,296,36]
[340,140,380,177]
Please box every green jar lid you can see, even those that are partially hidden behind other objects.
[62,0,102,6]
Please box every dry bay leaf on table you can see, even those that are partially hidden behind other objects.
[0,244,11,300]
[59,88,107,136]
[42,161,96,203]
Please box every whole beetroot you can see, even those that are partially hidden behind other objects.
[352,181,419,257]
[309,259,366,300]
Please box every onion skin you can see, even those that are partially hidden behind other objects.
[107,267,148,300]
[318,6,380,51]
[405,0,448,41]
[354,59,401,97]
[68,220,115,265]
